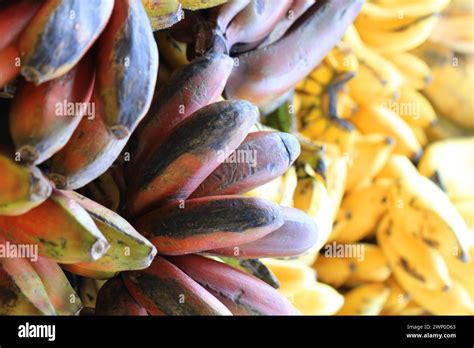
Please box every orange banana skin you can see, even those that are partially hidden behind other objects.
[126,52,233,178]
[135,196,284,255]
[0,189,109,264]
[210,206,318,258]
[61,264,118,280]
[19,0,114,84]
[127,100,258,216]
[95,277,148,315]
[95,0,158,139]
[46,92,129,190]
[123,255,232,315]
[225,0,364,106]
[29,255,82,315]
[0,43,21,88]
[10,52,95,164]
[0,234,55,315]
[0,151,52,216]
[190,131,300,198]
[169,254,299,315]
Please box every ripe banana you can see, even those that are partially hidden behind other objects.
[95,0,158,139]
[332,179,392,244]
[0,43,21,89]
[46,93,129,190]
[123,255,232,315]
[262,258,316,295]
[0,151,52,216]
[258,0,316,48]
[135,196,284,255]
[377,211,452,291]
[386,172,471,263]
[385,51,432,90]
[224,0,292,50]
[180,0,227,10]
[293,166,334,252]
[418,137,474,201]
[127,100,258,216]
[416,42,474,130]
[191,131,300,198]
[127,52,234,178]
[0,189,109,264]
[344,26,403,105]
[95,277,147,315]
[225,0,364,106]
[9,52,95,164]
[378,214,474,315]
[345,133,394,192]
[169,254,299,315]
[19,0,114,84]
[337,283,391,316]
[376,154,419,180]
[209,206,318,259]
[155,32,189,69]
[351,104,422,159]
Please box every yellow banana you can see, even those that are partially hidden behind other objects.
[262,258,316,295]
[418,137,474,201]
[377,210,452,291]
[290,282,344,315]
[346,30,403,105]
[381,277,411,315]
[337,283,391,315]
[279,166,298,207]
[385,51,432,90]
[430,14,474,54]
[379,213,474,315]
[416,42,474,130]
[155,31,189,69]
[313,255,353,288]
[293,166,333,253]
[331,179,393,244]
[351,104,422,158]
[455,199,474,229]
[376,154,419,180]
[345,133,394,192]
[387,174,472,263]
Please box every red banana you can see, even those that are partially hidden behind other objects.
[190,131,300,198]
[126,52,233,179]
[127,100,258,216]
[95,0,159,139]
[169,254,299,315]
[224,0,292,49]
[210,206,318,258]
[225,0,364,106]
[46,92,129,190]
[135,196,284,255]
[9,52,95,164]
[123,255,232,315]
[95,277,148,315]
[19,0,114,84]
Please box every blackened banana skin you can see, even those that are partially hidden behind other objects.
[135,196,284,255]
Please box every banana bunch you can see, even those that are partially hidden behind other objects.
[354,0,450,54]
[1,0,335,316]
[176,0,365,108]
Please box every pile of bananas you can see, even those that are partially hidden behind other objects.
[294,0,474,315]
[0,0,365,316]
[0,0,472,317]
